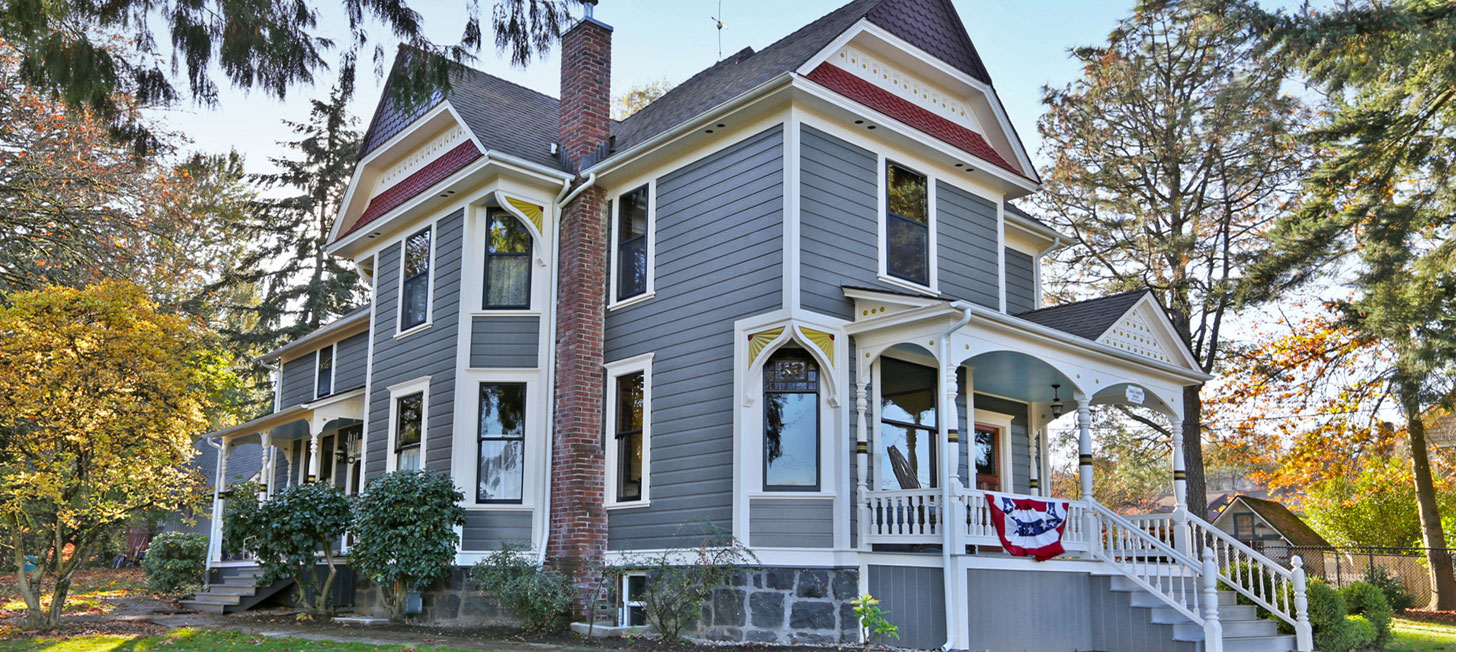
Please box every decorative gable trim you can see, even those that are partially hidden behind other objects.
[340,140,481,239]
[372,124,470,194]
[1095,294,1202,373]
[829,45,976,129]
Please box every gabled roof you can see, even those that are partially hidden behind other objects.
[1015,290,1151,341]
[1219,496,1332,548]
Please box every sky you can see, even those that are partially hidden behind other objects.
[148,0,1143,175]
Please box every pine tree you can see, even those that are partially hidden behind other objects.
[1034,0,1309,516]
[1243,0,1455,609]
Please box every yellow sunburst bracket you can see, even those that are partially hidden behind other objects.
[747,327,786,365]
[799,327,835,365]
[505,197,544,232]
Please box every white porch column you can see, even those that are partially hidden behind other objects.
[854,363,871,548]
[1028,417,1040,495]
[257,432,271,499]
[307,418,325,483]
[208,438,231,564]
[1076,395,1094,502]
[944,364,961,494]
[1169,416,1187,512]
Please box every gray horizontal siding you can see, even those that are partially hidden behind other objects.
[461,510,533,551]
[936,180,1000,311]
[335,331,370,391]
[469,316,539,368]
[749,498,833,548]
[969,569,1092,651]
[365,211,463,481]
[799,124,879,320]
[279,353,316,406]
[972,394,1030,491]
[1005,248,1035,314]
[868,565,945,649]
[605,125,784,550]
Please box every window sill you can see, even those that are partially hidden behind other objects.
[394,322,433,339]
[463,503,535,511]
[605,500,651,510]
[876,274,940,297]
[748,491,835,499]
[471,309,541,317]
[608,292,655,311]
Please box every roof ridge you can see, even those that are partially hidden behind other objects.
[1016,288,1149,317]
[454,62,561,105]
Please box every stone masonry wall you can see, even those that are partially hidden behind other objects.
[354,567,516,626]
[698,568,861,645]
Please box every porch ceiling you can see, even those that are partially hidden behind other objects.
[963,350,1075,404]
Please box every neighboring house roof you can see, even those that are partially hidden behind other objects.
[1218,496,1332,548]
[1013,290,1151,340]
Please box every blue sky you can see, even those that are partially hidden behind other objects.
[151,0,1141,175]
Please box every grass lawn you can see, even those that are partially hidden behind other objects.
[0,570,149,617]
[0,628,488,652]
[1386,616,1455,651]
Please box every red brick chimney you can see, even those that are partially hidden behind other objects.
[550,0,611,617]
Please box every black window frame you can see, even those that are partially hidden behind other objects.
[761,348,822,492]
[394,392,425,471]
[613,371,645,503]
[879,357,939,489]
[884,161,930,286]
[400,227,432,331]
[615,185,650,302]
[475,381,528,504]
[315,346,334,398]
[483,213,533,310]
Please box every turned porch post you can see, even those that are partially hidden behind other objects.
[306,418,325,483]
[1170,416,1187,513]
[1076,395,1094,502]
[258,432,271,499]
[854,359,871,547]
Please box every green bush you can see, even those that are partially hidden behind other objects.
[350,470,466,622]
[142,532,208,598]
[1342,581,1392,648]
[620,521,758,643]
[471,545,574,632]
[1341,614,1377,650]
[1308,579,1353,652]
[1362,565,1414,613]
[226,482,352,616]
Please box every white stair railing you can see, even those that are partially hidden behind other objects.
[1086,500,1212,630]
[1178,510,1313,652]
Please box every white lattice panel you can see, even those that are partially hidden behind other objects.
[1099,306,1171,363]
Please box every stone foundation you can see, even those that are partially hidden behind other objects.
[697,567,861,645]
[353,567,515,626]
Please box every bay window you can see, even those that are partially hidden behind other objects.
[476,382,527,503]
[483,213,532,309]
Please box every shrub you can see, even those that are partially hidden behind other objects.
[226,482,352,616]
[1307,579,1353,652]
[350,470,466,622]
[471,545,574,632]
[1362,565,1414,613]
[1341,615,1377,650]
[850,593,899,651]
[1341,581,1392,648]
[142,532,208,598]
[620,521,758,643]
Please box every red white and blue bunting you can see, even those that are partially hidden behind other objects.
[985,494,1070,561]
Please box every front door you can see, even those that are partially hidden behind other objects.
[972,422,1002,491]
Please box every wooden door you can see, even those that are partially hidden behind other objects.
[972,423,1002,491]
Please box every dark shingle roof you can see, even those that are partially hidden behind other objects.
[1232,496,1332,548]
[449,66,564,168]
[1014,289,1148,340]
[865,0,991,85]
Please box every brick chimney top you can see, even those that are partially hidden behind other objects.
[558,1,612,173]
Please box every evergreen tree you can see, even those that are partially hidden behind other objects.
[1034,0,1308,516]
[1243,0,1455,609]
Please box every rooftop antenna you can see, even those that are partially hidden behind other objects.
[711,0,727,60]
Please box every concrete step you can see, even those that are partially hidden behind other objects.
[179,599,226,615]
[1172,618,1281,641]
[189,593,242,605]
[201,585,257,596]
[1220,634,1295,652]
[1150,604,1256,624]
[220,577,262,588]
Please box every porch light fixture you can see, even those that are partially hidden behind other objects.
[1050,384,1063,419]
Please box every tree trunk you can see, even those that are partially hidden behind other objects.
[1402,395,1454,610]
[1181,385,1208,518]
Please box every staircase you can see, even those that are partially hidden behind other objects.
[1104,572,1296,652]
[180,566,294,615]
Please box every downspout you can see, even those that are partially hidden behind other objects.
[1038,235,1063,258]
[534,176,586,563]
[938,305,972,652]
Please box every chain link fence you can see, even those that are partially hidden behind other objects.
[1248,542,1455,608]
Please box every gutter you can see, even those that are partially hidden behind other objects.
[534,176,584,564]
[937,306,971,652]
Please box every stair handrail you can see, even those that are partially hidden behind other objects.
[1178,510,1313,651]
[1086,499,1208,627]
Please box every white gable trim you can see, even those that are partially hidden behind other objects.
[1094,293,1203,373]
[327,102,463,244]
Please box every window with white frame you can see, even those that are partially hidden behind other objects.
[611,184,651,303]
[476,382,527,503]
[483,213,532,310]
[621,573,648,627]
[393,391,425,471]
[762,347,821,491]
[316,346,334,398]
[400,227,432,330]
[605,354,653,505]
[878,357,937,490]
[884,161,931,287]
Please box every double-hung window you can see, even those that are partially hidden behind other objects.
[762,349,820,491]
[885,162,930,286]
[400,228,432,330]
[316,346,334,398]
[613,371,645,502]
[614,185,649,302]
[476,382,527,503]
[484,214,532,309]
[879,358,937,490]
[394,392,424,471]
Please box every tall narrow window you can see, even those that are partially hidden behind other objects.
[395,392,423,471]
[885,162,929,285]
[316,347,334,398]
[614,371,644,502]
[401,228,432,330]
[762,349,820,491]
[484,214,532,309]
[477,382,527,503]
[616,185,649,301]
[879,358,937,490]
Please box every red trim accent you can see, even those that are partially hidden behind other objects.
[339,140,482,239]
[804,63,1026,178]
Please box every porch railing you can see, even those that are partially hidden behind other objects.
[1178,510,1312,651]
[862,488,943,545]
[955,488,1089,552]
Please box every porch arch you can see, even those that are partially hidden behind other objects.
[742,323,842,408]
[1089,381,1181,419]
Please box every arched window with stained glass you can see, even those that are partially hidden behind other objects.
[762,347,821,491]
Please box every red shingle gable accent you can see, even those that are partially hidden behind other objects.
[804,63,1026,178]
[340,140,482,239]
